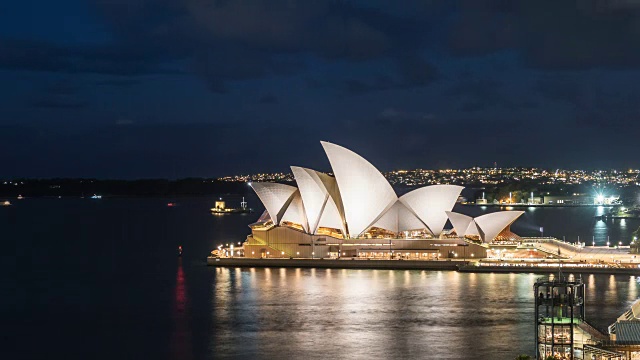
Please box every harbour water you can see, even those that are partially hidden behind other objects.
[3,196,640,359]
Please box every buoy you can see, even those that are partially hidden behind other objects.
[178,245,183,257]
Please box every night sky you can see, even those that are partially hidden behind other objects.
[2,1,640,178]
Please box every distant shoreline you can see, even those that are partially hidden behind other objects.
[0,178,252,198]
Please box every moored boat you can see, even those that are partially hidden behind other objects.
[211,197,253,214]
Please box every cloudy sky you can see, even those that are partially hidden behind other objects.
[2,0,640,178]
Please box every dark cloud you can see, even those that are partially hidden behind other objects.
[4,1,640,178]
[447,77,506,109]
[180,0,425,90]
[0,39,175,76]
[534,77,583,103]
[30,98,87,109]
[377,107,436,123]
[344,54,438,94]
[448,1,515,56]
[28,80,87,110]
[574,87,640,128]
[445,75,538,112]
[304,77,328,90]
[43,81,80,95]
[345,75,396,94]
[175,1,396,60]
[96,78,140,87]
[115,118,134,126]
[460,102,486,113]
[395,54,439,87]
[0,0,438,93]
[449,0,640,70]
[258,94,278,104]
[446,77,503,98]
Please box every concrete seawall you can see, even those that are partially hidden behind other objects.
[458,265,640,275]
[208,257,640,275]
[207,257,465,270]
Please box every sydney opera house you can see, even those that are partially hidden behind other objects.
[243,141,524,260]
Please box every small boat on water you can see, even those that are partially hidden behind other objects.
[17,195,23,200]
[167,202,176,207]
[211,197,253,214]
[2,200,11,206]
[90,194,102,199]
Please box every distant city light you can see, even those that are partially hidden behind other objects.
[215,167,640,188]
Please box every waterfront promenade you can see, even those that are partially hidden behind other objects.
[207,257,640,275]
[519,238,638,263]
[207,257,466,270]
[210,237,640,275]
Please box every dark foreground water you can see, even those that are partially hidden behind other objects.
[3,197,640,359]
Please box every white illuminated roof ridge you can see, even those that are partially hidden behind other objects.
[249,182,298,225]
[473,210,524,243]
[400,185,464,235]
[321,141,398,237]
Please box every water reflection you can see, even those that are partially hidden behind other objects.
[170,259,192,360]
[208,269,638,359]
[594,220,608,244]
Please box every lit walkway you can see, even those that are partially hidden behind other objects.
[520,238,638,264]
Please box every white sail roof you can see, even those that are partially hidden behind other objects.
[291,166,332,234]
[400,185,463,236]
[465,221,481,237]
[370,201,400,233]
[249,182,298,225]
[473,211,524,243]
[321,141,397,237]
[398,202,428,231]
[445,211,473,236]
[371,201,427,233]
[257,209,271,223]
[280,190,309,232]
[316,195,345,234]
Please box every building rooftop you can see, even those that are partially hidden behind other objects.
[615,321,640,344]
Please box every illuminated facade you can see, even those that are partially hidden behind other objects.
[244,142,522,259]
[534,274,592,360]
[534,280,640,360]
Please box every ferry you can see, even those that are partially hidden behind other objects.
[211,197,253,214]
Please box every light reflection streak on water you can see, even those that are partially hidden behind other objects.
[209,269,637,360]
[170,259,192,360]
[594,219,608,244]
